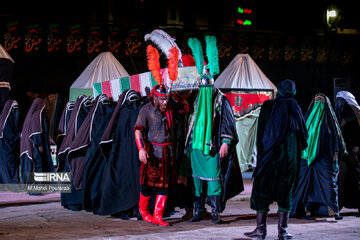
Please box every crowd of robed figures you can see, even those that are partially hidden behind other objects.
[1,81,360,239]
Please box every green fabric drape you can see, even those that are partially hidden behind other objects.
[301,101,325,165]
[192,86,213,155]
[193,177,221,197]
[190,149,220,179]
[235,109,260,172]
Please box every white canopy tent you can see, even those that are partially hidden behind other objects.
[69,52,129,101]
[215,53,276,90]
[0,44,15,63]
[214,53,277,172]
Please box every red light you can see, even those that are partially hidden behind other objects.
[242,8,252,14]
[237,19,244,25]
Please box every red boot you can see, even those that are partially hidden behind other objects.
[139,193,152,223]
[152,195,170,226]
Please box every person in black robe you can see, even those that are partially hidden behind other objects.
[57,95,92,211]
[166,90,198,221]
[0,99,20,184]
[20,98,54,185]
[56,101,75,151]
[245,79,308,240]
[67,94,114,214]
[290,93,346,220]
[334,91,360,217]
[97,89,143,218]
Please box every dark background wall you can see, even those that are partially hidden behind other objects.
[1,0,359,130]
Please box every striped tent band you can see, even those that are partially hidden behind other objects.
[93,66,200,101]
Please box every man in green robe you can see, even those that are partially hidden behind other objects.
[244,79,308,240]
[185,76,242,224]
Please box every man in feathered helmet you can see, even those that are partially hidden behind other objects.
[134,39,189,226]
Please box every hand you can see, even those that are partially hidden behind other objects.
[139,148,149,164]
[219,143,229,158]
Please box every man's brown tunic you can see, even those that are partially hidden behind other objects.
[134,102,177,189]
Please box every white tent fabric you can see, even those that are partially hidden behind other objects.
[214,53,276,91]
[71,52,129,89]
[69,52,129,100]
[0,44,15,63]
[214,53,276,172]
[235,109,260,171]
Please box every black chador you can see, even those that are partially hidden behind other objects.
[245,80,308,240]
[0,100,20,184]
[20,98,54,184]
[334,91,360,216]
[57,95,92,211]
[291,93,346,220]
[68,94,114,214]
[97,90,143,217]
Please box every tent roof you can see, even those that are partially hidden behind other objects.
[70,52,129,89]
[0,44,15,63]
[214,53,276,91]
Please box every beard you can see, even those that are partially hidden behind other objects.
[154,95,169,113]
[158,103,168,112]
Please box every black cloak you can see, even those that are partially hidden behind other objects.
[291,93,346,217]
[58,95,92,211]
[0,100,20,183]
[97,90,143,216]
[68,94,113,189]
[250,79,308,211]
[253,80,308,178]
[20,98,54,184]
[67,94,114,214]
[334,91,360,210]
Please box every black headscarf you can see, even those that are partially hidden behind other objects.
[254,79,308,177]
[57,95,92,172]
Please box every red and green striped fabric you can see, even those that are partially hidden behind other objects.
[93,71,158,100]
[93,66,200,101]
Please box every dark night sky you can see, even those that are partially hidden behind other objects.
[1,1,358,32]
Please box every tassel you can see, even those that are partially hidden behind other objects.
[168,46,179,82]
[146,45,162,85]
[188,37,204,77]
[205,35,220,76]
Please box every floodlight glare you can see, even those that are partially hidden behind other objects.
[326,8,337,28]
[327,10,337,18]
